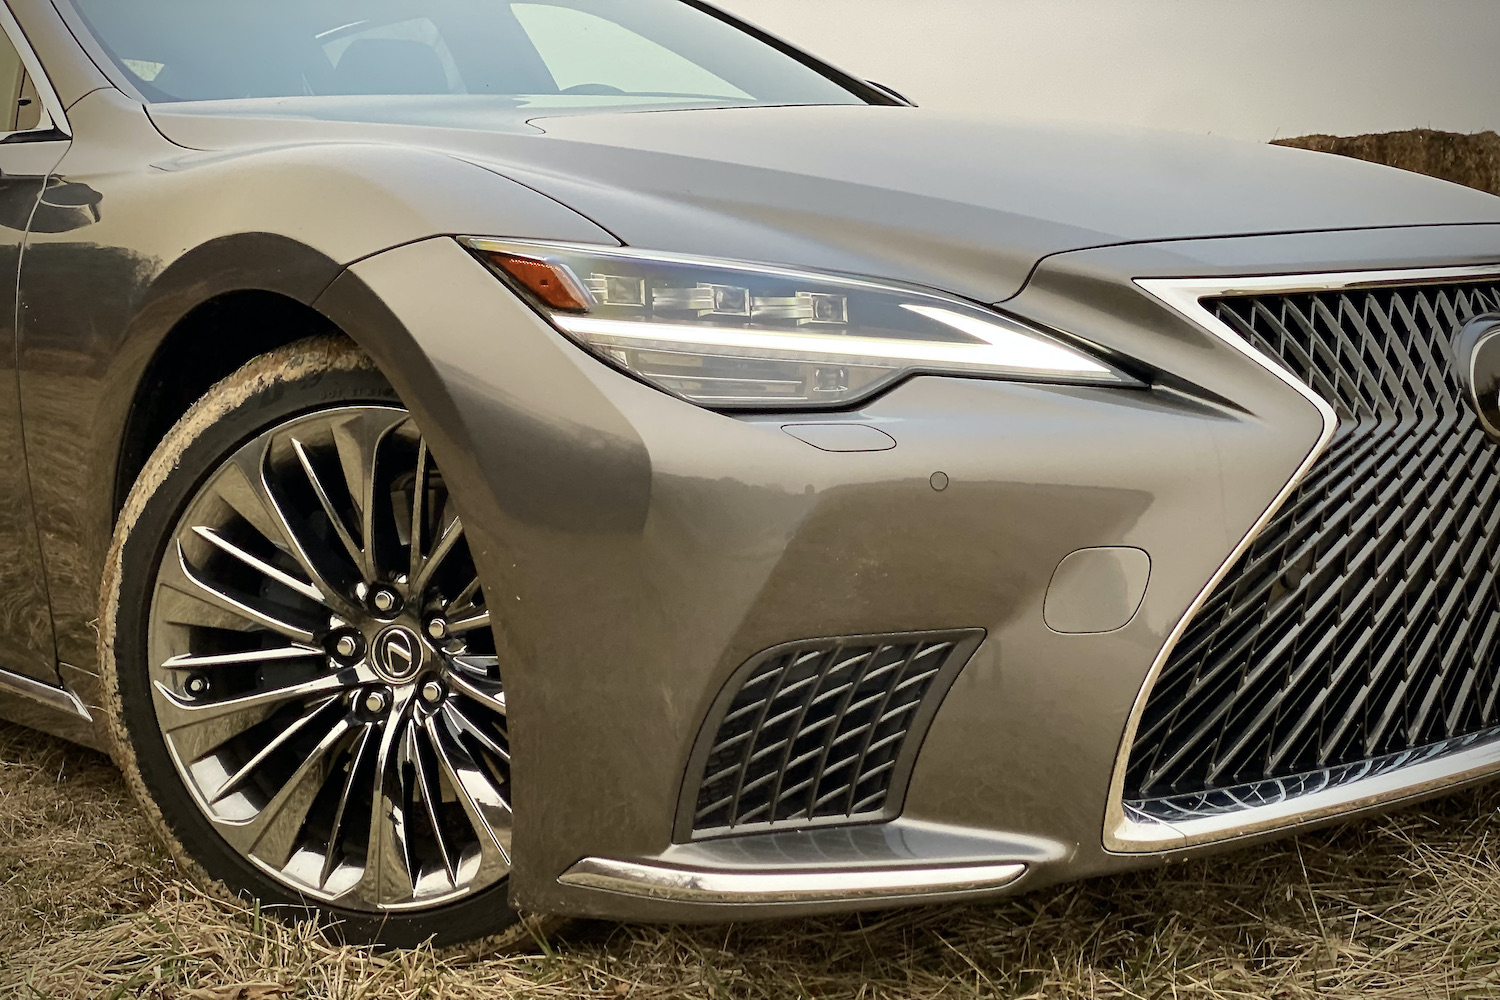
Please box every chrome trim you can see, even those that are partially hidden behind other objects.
[58,662,104,714]
[1118,737,1500,850]
[559,857,1026,904]
[1464,322,1500,437]
[0,3,70,138]
[460,236,1095,317]
[1107,263,1500,853]
[0,665,93,720]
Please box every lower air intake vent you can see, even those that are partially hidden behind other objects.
[681,630,984,840]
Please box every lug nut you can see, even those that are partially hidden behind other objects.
[185,675,209,697]
[363,689,389,714]
[328,630,364,665]
[372,588,400,614]
[419,680,445,705]
[426,618,448,641]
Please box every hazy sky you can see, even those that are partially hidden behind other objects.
[717,0,1500,142]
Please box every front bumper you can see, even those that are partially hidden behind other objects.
[316,224,1500,921]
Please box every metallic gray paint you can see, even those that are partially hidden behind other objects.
[145,104,1500,305]
[328,238,1325,915]
[1043,547,1152,635]
[0,0,1497,923]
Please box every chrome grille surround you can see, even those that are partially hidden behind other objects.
[1109,265,1500,853]
[679,630,984,841]
[1124,728,1500,826]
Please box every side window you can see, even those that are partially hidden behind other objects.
[0,28,22,132]
[17,72,40,131]
[0,28,45,134]
[510,4,749,98]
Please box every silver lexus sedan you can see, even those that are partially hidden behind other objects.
[0,0,1498,948]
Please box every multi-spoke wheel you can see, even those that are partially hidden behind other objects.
[101,339,531,946]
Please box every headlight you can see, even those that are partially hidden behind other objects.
[462,238,1137,408]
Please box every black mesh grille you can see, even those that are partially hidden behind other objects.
[1126,279,1500,806]
[685,631,982,839]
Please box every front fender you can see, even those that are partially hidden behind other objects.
[19,87,616,672]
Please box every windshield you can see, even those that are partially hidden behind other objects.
[65,0,867,112]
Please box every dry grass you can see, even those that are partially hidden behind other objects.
[5,721,1500,998]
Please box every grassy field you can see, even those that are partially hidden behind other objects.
[5,719,1500,999]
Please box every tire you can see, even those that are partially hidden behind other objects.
[99,337,549,948]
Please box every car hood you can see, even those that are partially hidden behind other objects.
[148,102,1500,302]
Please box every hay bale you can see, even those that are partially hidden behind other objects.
[1274,129,1500,197]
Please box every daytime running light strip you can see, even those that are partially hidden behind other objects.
[555,306,1110,376]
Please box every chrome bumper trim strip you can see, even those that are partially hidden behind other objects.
[0,665,93,721]
[1115,733,1500,850]
[1108,263,1500,854]
[558,857,1026,904]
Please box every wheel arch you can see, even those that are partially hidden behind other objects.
[111,233,353,516]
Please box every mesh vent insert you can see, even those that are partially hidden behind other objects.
[682,630,984,840]
[1126,279,1500,815]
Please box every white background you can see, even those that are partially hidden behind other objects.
[716,0,1500,142]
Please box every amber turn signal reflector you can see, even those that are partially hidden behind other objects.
[484,252,592,311]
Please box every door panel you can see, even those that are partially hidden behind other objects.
[0,28,69,682]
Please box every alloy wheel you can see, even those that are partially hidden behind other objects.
[146,405,511,911]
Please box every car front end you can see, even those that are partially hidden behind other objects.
[314,212,1500,920]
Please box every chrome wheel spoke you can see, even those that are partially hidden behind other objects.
[407,719,459,887]
[358,707,418,906]
[406,438,430,583]
[448,576,483,617]
[321,723,377,890]
[447,610,491,635]
[411,518,464,597]
[442,701,510,761]
[211,450,297,550]
[218,715,356,866]
[191,525,325,604]
[447,670,507,717]
[451,653,500,675]
[154,673,348,731]
[291,436,365,572]
[425,712,512,872]
[162,543,320,643]
[329,411,401,580]
[232,446,365,621]
[201,448,366,622]
[162,645,324,671]
[209,695,340,804]
[153,673,349,762]
[149,404,508,912]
